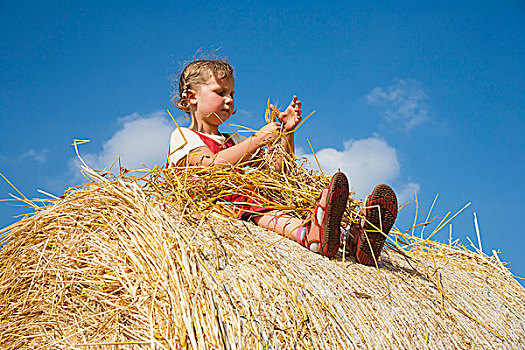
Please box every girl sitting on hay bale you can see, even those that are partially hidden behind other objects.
[166,58,398,265]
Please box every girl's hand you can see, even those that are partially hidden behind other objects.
[254,122,281,145]
[271,95,302,132]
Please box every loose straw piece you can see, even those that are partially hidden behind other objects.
[307,139,324,175]
[412,190,419,236]
[420,193,439,239]
[474,212,482,253]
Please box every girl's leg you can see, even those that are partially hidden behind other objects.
[252,171,349,258]
[252,211,303,242]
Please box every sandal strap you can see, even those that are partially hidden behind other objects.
[297,224,306,243]
[298,214,323,248]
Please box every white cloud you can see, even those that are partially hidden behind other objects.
[396,182,421,206]
[363,79,429,131]
[298,136,419,200]
[21,149,50,164]
[70,111,177,180]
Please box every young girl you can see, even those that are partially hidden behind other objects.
[167,59,398,264]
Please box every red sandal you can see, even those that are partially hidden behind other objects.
[345,184,398,265]
[298,172,349,257]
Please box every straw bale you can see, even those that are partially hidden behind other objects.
[0,165,524,349]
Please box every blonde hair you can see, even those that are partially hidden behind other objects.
[174,59,234,114]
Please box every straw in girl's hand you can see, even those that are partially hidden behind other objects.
[271,95,302,132]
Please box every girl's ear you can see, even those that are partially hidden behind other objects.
[187,89,197,106]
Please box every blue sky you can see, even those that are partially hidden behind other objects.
[1,1,524,284]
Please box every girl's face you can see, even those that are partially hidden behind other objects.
[190,74,235,126]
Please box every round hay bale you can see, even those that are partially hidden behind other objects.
[0,169,524,349]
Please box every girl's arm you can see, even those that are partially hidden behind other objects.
[184,96,301,170]
[273,95,302,156]
[184,122,281,168]
[265,96,301,171]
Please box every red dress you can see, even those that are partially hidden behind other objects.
[175,129,269,220]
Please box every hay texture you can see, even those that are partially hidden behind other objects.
[1,157,524,348]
